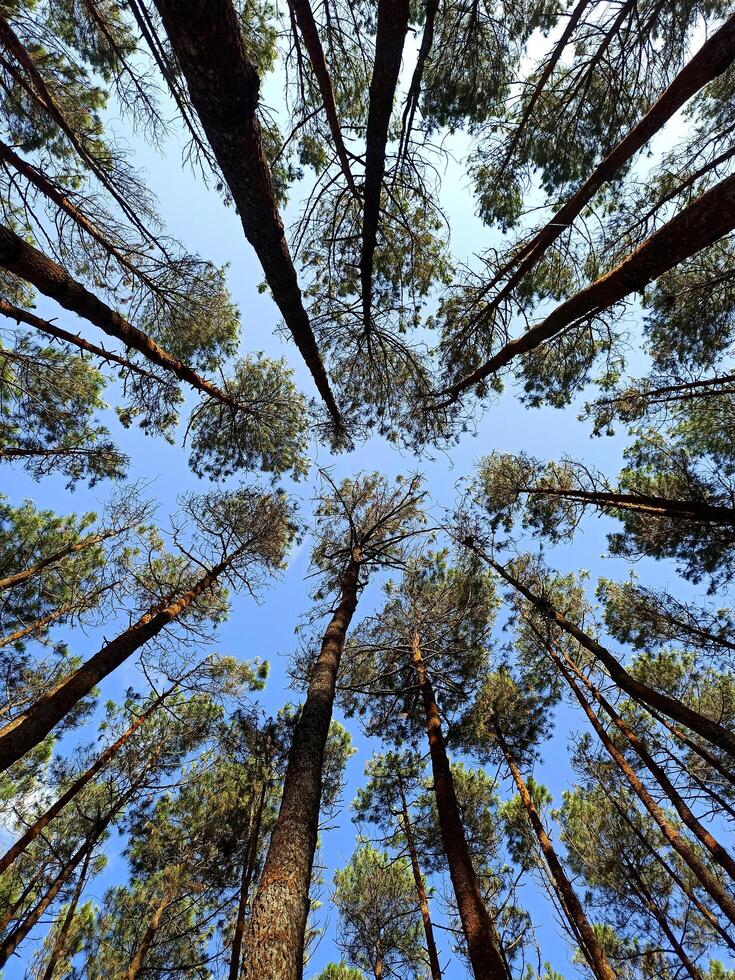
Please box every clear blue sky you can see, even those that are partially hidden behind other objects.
[5,80,726,979]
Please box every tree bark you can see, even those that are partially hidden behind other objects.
[359,0,411,330]
[287,0,356,194]
[39,844,92,980]
[398,781,442,979]
[481,12,735,324]
[494,724,615,980]
[411,632,510,979]
[229,781,267,980]
[520,485,735,525]
[0,553,235,773]
[444,171,735,401]
[0,523,126,593]
[553,654,735,926]
[470,545,735,758]
[0,223,240,410]
[126,889,173,980]
[0,682,175,874]
[151,0,344,435]
[241,560,361,979]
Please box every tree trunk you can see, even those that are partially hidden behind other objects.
[471,546,735,758]
[627,866,703,980]
[646,707,735,790]
[39,844,92,980]
[398,782,442,979]
[0,298,167,386]
[229,781,267,980]
[151,0,344,436]
[397,0,439,161]
[0,553,235,773]
[0,582,115,652]
[0,682,175,874]
[126,890,173,980]
[241,560,361,979]
[493,724,615,980]
[359,0,411,329]
[0,223,240,410]
[287,0,356,194]
[521,485,735,525]
[553,654,735,926]
[555,645,735,883]
[411,632,509,979]
[444,171,735,400]
[0,524,125,593]
[482,12,735,324]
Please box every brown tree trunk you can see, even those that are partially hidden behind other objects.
[241,560,361,979]
[0,786,131,967]
[0,582,115,652]
[595,372,735,410]
[646,707,735,790]
[493,724,615,980]
[0,682,175,874]
[555,645,735,883]
[0,523,126,593]
[397,0,439,161]
[0,298,168,386]
[0,223,240,410]
[470,546,735,758]
[0,552,235,773]
[411,632,509,979]
[552,654,735,926]
[39,844,92,980]
[126,890,173,980]
[398,781,442,979]
[229,781,267,980]
[287,0,356,194]
[482,12,735,323]
[151,0,344,436]
[521,486,735,525]
[359,0,411,330]
[627,866,703,980]
[444,171,735,400]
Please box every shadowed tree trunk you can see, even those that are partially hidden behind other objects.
[0,224,240,410]
[151,0,345,436]
[0,552,236,773]
[493,723,616,980]
[517,486,735,525]
[359,0,411,330]
[411,631,510,980]
[443,171,735,401]
[469,545,735,758]
[241,560,360,979]
[397,777,442,979]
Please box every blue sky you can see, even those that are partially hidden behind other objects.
[4,68,730,979]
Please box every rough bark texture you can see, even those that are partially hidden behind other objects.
[494,725,615,980]
[446,171,735,400]
[241,560,360,979]
[359,0,411,328]
[0,224,239,408]
[0,555,233,773]
[473,547,735,758]
[398,783,442,979]
[411,633,510,980]
[151,0,344,434]
[554,655,735,926]
[487,12,735,316]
